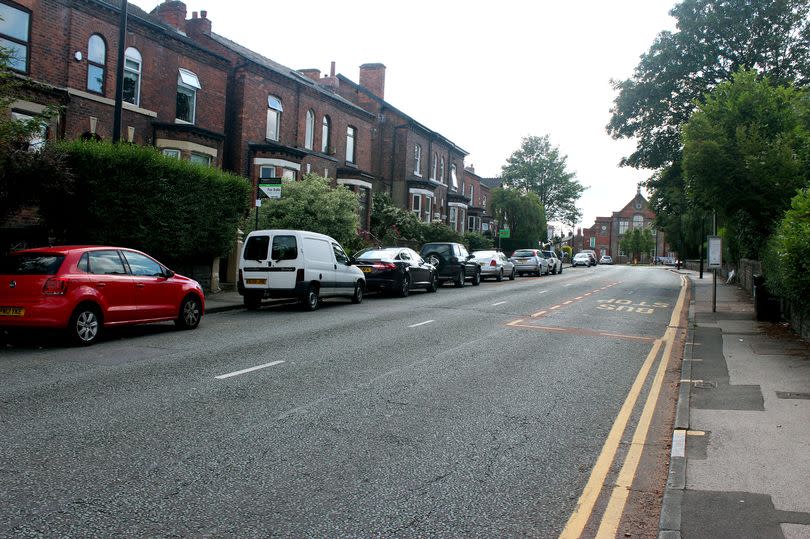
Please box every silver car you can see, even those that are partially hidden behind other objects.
[472,250,516,281]
[542,250,563,274]
[509,248,548,276]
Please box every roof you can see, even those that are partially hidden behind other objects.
[208,33,374,119]
[337,74,468,156]
[479,177,503,189]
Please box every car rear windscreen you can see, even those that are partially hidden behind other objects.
[513,250,536,257]
[357,249,398,261]
[0,254,65,275]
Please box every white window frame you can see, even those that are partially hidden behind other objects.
[266,95,282,141]
[439,157,445,183]
[86,34,106,94]
[0,2,30,73]
[412,194,421,216]
[304,109,315,150]
[346,125,356,163]
[413,144,422,176]
[176,69,200,124]
[424,196,432,223]
[449,206,458,230]
[633,214,644,229]
[450,164,458,190]
[321,115,331,154]
[123,47,142,106]
[430,152,437,180]
[619,220,629,235]
[190,152,211,167]
[162,148,181,159]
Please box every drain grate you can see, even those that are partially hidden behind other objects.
[776,391,810,400]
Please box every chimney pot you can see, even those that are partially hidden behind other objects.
[201,10,207,18]
[192,11,198,18]
[330,61,336,77]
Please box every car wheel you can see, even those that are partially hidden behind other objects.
[351,281,364,304]
[454,269,465,287]
[559,265,563,274]
[496,269,503,282]
[176,295,202,330]
[68,304,101,346]
[509,268,516,280]
[302,285,320,311]
[426,272,439,293]
[551,265,557,275]
[398,273,410,298]
[243,293,261,310]
[472,269,481,286]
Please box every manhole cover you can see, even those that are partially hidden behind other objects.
[776,391,810,400]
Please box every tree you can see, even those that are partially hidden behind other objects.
[500,135,584,225]
[764,188,810,307]
[250,173,360,250]
[682,70,810,259]
[608,0,810,170]
[368,192,425,246]
[490,188,547,247]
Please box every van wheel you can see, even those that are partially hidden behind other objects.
[68,304,102,346]
[302,285,320,311]
[176,295,202,329]
[351,281,364,304]
[244,294,261,310]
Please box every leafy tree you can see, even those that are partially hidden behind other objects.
[764,188,810,307]
[463,232,492,252]
[490,188,547,247]
[682,70,810,259]
[608,0,810,170]
[422,222,462,243]
[250,173,359,249]
[500,135,584,225]
[0,46,72,227]
[368,192,425,246]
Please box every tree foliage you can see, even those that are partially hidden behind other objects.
[368,192,427,246]
[764,188,810,308]
[250,173,360,249]
[608,0,810,170]
[682,70,810,259]
[500,135,584,225]
[490,188,547,247]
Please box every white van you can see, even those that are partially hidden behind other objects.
[238,229,365,310]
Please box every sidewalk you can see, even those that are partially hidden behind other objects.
[203,289,244,314]
[660,271,810,538]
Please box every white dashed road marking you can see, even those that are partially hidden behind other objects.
[408,320,435,328]
[216,361,285,380]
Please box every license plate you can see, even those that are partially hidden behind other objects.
[517,258,527,262]
[479,262,486,266]
[361,267,372,273]
[0,306,25,317]
[245,278,266,285]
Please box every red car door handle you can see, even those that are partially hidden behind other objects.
[135,283,144,288]
[95,282,106,288]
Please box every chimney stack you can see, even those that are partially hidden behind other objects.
[153,0,187,32]
[185,6,211,36]
[299,69,321,82]
[359,63,386,100]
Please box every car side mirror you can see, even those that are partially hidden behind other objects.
[164,269,175,278]
[349,257,357,265]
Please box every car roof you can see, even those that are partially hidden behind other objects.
[9,245,123,255]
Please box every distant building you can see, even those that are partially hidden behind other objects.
[574,189,672,263]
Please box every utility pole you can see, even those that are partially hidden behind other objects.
[112,0,128,143]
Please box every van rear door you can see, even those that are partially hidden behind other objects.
[267,234,299,291]
[241,233,271,291]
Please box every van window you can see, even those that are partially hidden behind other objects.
[271,235,297,261]
[332,243,349,265]
[244,235,270,260]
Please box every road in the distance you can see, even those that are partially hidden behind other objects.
[0,265,683,537]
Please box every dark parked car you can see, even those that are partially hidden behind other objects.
[0,246,205,345]
[352,247,438,296]
[419,242,481,287]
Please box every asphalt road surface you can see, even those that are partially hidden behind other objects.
[0,265,685,538]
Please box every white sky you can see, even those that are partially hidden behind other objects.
[131,0,678,234]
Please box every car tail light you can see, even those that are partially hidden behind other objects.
[373,262,397,270]
[296,268,304,283]
[42,277,68,295]
[489,259,497,266]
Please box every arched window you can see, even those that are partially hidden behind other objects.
[304,109,315,150]
[450,164,458,189]
[86,34,106,94]
[122,47,142,105]
[439,157,445,183]
[633,214,644,229]
[346,125,356,163]
[266,95,282,141]
[413,144,422,175]
[430,152,438,180]
[321,115,331,153]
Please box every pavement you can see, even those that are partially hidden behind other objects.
[660,270,810,538]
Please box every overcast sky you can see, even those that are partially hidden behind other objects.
[131,0,678,234]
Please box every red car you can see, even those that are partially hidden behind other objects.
[0,246,205,345]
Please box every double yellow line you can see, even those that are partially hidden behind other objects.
[560,275,689,538]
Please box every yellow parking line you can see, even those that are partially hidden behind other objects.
[531,310,547,318]
[507,319,525,326]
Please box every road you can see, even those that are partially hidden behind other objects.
[0,265,686,538]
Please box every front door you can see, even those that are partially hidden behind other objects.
[87,250,136,323]
[122,250,175,320]
[331,242,355,296]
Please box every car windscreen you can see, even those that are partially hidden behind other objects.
[574,254,589,258]
[473,251,496,259]
[541,252,553,258]
[356,249,399,261]
[0,253,65,275]
[512,250,536,257]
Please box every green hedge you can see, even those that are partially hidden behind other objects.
[764,188,810,309]
[57,141,250,261]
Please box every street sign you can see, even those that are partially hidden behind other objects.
[499,229,511,239]
[707,235,722,269]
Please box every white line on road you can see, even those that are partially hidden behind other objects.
[539,290,548,294]
[408,320,435,328]
[216,361,285,380]
[564,283,572,287]
[492,301,507,306]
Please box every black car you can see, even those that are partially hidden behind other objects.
[352,247,439,297]
[419,242,481,287]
